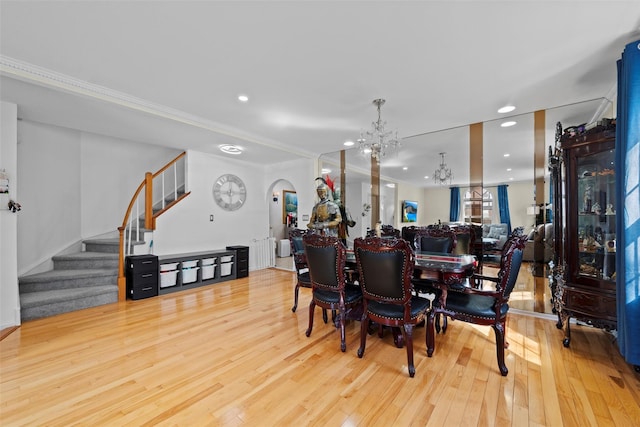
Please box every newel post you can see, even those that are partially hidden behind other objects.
[144,172,153,230]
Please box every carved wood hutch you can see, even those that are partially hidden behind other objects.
[550,120,617,347]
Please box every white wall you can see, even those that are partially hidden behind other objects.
[1,101,20,327]
[16,120,181,275]
[420,185,450,226]
[16,121,81,274]
[508,180,536,232]
[80,132,181,239]
[151,150,288,255]
[14,117,314,273]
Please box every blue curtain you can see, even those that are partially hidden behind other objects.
[449,187,460,222]
[616,39,640,367]
[497,185,511,233]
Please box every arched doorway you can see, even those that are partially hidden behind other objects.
[268,179,296,271]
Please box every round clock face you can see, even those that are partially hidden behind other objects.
[213,174,247,211]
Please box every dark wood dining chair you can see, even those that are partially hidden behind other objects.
[366,224,401,238]
[303,234,363,352]
[413,227,457,255]
[451,224,475,256]
[354,236,431,377]
[426,232,527,376]
[411,227,458,332]
[401,225,425,250]
[411,227,457,290]
[289,229,312,312]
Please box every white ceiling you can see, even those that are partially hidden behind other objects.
[1,1,639,188]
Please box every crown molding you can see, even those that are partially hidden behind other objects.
[0,55,314,159]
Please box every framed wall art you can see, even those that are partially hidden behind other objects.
[283,190,298,225]
[401,200,418,223]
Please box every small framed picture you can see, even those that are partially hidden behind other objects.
[283,190,298,225]
[402,200,418,223]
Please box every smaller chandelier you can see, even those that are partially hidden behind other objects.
[433,152,454,185]
[358,99,400,163]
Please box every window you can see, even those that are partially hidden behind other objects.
[463,189,493,224]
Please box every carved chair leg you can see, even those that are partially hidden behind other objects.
[338,305,346,352]
[292,283,301,312]
[322,309,328,324]
[357,317,369,358]
[492,322,508,376]
[404,324,415,377]
[426,311,436,357]
[504,316,510,349]
[563,313,572,348]
[305,300,316,337]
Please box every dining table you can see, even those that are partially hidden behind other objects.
[412,251,477,307]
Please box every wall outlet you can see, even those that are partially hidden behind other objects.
[209,214,214,222]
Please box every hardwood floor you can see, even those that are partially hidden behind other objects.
[1,269,639,426]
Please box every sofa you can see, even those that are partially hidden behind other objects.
[523,223,554,263]
[482,223,509,251]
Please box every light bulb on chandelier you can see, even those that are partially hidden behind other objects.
[433,152,454,185]
[358,99,400,163]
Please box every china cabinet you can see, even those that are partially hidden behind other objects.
[553,120,617,347]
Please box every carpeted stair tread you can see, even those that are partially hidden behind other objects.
[19,286,117,309]
[19,268,117,284]
[52,252,119,270]
[53,252,119,261]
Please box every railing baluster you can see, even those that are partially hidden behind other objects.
[174,163,178,200]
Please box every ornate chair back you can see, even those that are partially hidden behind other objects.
[401,226,425,249]
[413,227,457,254]
[354,236,430,377]
[366,224,401,238]
[451,224,475,256]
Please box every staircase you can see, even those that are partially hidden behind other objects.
[18,237,129,322]
[18,152,188,322]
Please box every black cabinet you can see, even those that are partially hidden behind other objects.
[126,255,159,300]
[227,245,249,278]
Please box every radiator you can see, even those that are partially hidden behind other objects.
[249,237,276,270]
[277,239,291,257]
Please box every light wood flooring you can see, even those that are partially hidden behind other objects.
[1,268,639,426]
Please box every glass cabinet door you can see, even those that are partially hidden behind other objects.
[575,148,616,281]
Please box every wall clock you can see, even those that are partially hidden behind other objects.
[213,174,247,211]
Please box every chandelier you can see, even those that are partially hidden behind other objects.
[357,99,400,163]
[433,152,454,185]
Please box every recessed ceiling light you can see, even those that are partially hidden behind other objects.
[386,183,396,188]
[344,140,354,147]
[424,176,429,179]
[498,105,516,114]
[363,148,372,154]
[507,168,512,171]
[509,177,514,180]
[238,94,249,102]
[321,168,331,174]
[219,144,243,155]
[504,153,510,157]
[501,121,517,127]
[402,167,408,171]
